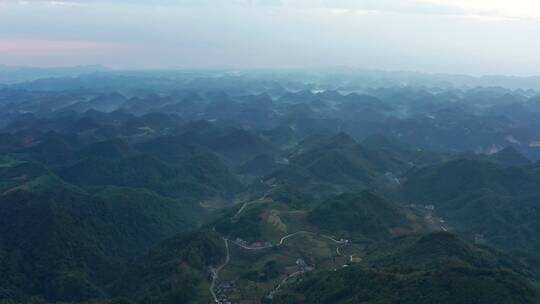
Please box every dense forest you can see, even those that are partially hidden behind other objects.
[2,69,540,303]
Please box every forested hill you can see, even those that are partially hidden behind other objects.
[2,71,540,303]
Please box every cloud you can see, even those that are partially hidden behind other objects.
[267,0,540,21]
[419,0,540,21]
[6,0,540,21]
[0,39,120,51]
[49,1,82,6]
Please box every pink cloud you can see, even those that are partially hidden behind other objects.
[0,39,119,51]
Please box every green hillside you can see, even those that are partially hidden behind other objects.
[111,230,226,304]
[401,159,540,204]
[400,159,540,260]
[0,166,204,303]
[57,154,241,200]
[275,233,540,304]
[308,191,424,241]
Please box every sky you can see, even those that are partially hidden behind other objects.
[1,0,540,75]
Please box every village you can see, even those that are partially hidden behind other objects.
[208,231,359,304]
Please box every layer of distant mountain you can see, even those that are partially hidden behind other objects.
[2,71,540,161]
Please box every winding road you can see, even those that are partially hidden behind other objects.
[233,201,251,218]
[210,238,230,303]
[210,190,351,301]
[321,234,348,244]
[230,231,349,251]
[278,231,313,245]
[234,191,272,218]
[230,240,274,250]
[279,231,348,246]
[267,270,304,299]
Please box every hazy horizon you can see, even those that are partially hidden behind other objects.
[4,64,540,80]
[2,0,540,76]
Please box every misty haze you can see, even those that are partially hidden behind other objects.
[2,1,540,304]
